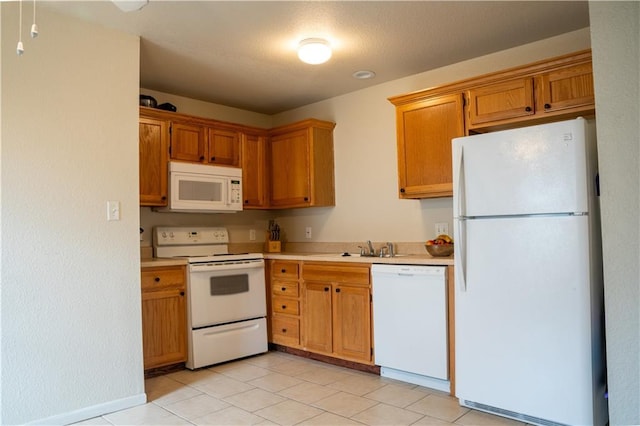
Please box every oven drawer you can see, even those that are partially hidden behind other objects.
[188,318,268,369]
[272,316,300,346]
[141,266,186,291]
[271,261,299,280]
[272,281,299,297]
[273,296,299,315]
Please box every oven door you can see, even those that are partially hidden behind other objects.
[188,259,266,328]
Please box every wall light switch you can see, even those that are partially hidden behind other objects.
[249,229,256,241]
[107,201,120,221]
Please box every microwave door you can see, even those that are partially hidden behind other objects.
[171,172,228,211]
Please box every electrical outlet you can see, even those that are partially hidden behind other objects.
[435,222,449,236]
[305,226,312,239]
[249,229,256,241]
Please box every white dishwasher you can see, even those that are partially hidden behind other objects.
[372,264,449,392]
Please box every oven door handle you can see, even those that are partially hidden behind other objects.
[189,260,264,273]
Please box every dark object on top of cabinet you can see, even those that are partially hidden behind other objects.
[157,102,177,112]
[139,95,157,108]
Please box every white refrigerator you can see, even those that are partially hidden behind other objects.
[452,118,608,426]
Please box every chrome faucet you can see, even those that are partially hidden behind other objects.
[386,242,395,257]
[367,240,375,256]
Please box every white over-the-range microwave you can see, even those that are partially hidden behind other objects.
[154,162,243,213]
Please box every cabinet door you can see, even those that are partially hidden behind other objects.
[396,94,464,199]
[141,288,187,369]
[538,62,594,114]
[269,129,311,207]
[303,282,333,354]
[139,118,168,206]
[241,133,268,208]
[208,128,239,166]
[170,122,206,162]
[467,78,535,126]
[333,284,372,363]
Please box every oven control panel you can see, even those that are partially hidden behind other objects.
[154,226,229,246]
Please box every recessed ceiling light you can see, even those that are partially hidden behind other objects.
[352,70,376,79]
[297,38,332,65]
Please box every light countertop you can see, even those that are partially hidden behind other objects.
[264,252,454,266]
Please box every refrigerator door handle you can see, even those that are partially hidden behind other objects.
[457,218,467,292]
[455,144,465,218]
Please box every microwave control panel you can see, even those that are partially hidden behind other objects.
[230,179,242,205]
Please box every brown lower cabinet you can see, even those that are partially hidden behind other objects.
[141,265,187,370]
[267,260,373,365]
[302,262,372,364]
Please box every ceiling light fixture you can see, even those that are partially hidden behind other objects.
[352,70,376,79]
[297,38,332,65]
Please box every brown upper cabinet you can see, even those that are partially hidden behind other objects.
[170,121,240,166]
[467,60,595,130]
[394,94,464,199]
[139,107,335,210]
[389,50,595,199]
[139,117,169,206]
[240,131,269,209]
[268,119,336,209]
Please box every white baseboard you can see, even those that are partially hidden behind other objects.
[25,393,147,425]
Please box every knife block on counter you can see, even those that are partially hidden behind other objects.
[265,232,281,253]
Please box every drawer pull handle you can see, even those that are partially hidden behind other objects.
[336,288,341,293]
[282,328,287,333]
[281,269,286,273]
[281,287,286,291]
[154,277,160,282]
[281,305,287,309]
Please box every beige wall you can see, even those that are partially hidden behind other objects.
[1,5,144,424]
[589,2,640,424]
[141,29,591,248]
[270,29,592,244]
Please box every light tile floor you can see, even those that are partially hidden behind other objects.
[75,351,529,426]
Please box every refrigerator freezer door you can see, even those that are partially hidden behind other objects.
[453,118,591,218]
[455,215,598,425]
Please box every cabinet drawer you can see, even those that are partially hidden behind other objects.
[272,316,300,346]
[272,297,299,315]
[302,262,370,285]
[271,261,300,280]
[272,281,299,297]
[141,266,186,291]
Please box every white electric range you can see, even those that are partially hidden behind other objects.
[154,226,267,369]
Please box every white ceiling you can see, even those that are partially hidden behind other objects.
[42,1,590,114]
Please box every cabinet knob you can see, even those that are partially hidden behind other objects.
[282,328,287,333]
[161,195,167,201]
[525,106,532,112]
[199,155,205,161]
[281,305,287,309]
[154,277,160,282]
[324,287,329,292]
[281,269,286,273]
[281,287,286,291]
[244,200,249,204]
[210,156,216,161]
[335,288,341,293]
[180,291,185,296]
[304,197,309,202]
[400,188,406,193]
[544,103,551,110]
